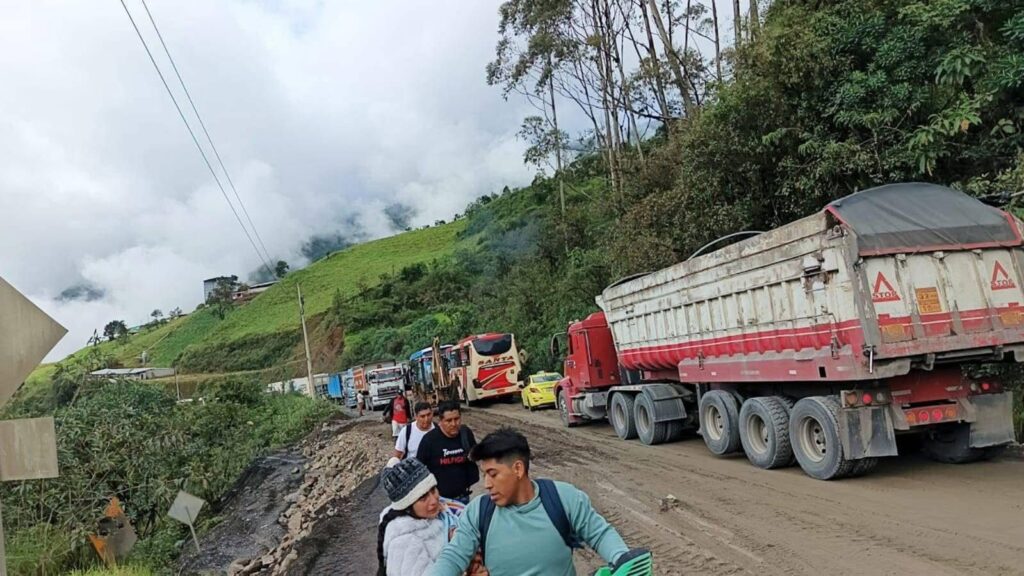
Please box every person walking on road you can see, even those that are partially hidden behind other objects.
[428,427,630,576]
[377,458,485,576]
[383,389,412,437]
[358,390,367,416]
[416,401,478,504]
[396,401,435,460]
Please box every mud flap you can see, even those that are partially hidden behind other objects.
[968,392,1016,448]
[838,405,898,459]
[640,384,687,422]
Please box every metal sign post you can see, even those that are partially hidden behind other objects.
[168,490,206,552]
[0,276,67,576]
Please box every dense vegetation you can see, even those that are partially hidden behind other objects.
[1,376,332,575]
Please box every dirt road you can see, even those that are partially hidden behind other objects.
[469,402,1024,576]
[191,406,1024,575]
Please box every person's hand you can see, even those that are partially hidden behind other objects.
[466,551,485,575]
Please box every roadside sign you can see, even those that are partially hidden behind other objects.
[168,490,206,552]
[0,275,66,576]
[88,497,138,564]
[0,417,58,481]
[0,276,67,406]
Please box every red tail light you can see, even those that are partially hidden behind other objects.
[981,382,991,391]
[919,410,931,423]
[862,393,873,405]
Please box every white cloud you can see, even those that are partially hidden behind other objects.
[0,0,541,360]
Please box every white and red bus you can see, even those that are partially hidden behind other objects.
[447,333,524,404]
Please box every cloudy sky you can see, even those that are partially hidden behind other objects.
[1,0,543,359]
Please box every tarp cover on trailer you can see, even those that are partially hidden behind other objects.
[826,182,1021,254]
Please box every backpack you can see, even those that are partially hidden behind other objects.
[477,479,583,563]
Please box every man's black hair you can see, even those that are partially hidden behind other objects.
[470,427,530,473]
[437,400,461,418]
[414,401,432,414]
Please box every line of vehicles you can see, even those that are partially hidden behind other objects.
[317,184,1020,480]
[320,332,529,410]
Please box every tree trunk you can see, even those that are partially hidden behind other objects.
[733,0,742,49]
[636,0,671,119]
[711,0,723,80]
[645,0,694,117]
[749,0,760,40]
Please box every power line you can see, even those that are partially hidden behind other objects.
[138,0,274,268]
[117,0,275,279]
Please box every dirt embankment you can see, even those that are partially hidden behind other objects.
[183,405,1024,576]
[179,414,394,575]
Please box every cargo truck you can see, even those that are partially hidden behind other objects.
[351,360,397,410]
[552,183,1019,480]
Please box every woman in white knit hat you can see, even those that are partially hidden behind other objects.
[377,457,483,576]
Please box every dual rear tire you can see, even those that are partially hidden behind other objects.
[698,392,876,480]
[609,392,684,445]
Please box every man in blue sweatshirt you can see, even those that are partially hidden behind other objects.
[429,427,629,576]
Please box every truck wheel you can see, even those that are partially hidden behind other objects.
[699,390,741,455]
[558,389,579,428]
[921,423,1005,464]
[635,393,671,445]
[848,457,878,477]
[609,393,637,440]
[790,396,855,480]
[738,396,793,469]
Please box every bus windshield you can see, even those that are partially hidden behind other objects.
[472,334,513,356]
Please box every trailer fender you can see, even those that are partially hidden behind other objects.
[639,384,688,423]
[969,392,1016,448]
[837,405,898,459]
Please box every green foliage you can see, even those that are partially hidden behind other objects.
[0,380,334,575]
[176,330,301,373]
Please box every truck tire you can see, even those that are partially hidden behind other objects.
[699,390,741,455]
[738,396,793,469]
[610,393,638,440]
[848,457,879,477]
[558,389,579,428]
[789,396,855,480]
[921,423,1006,464]
[635,393,671,445]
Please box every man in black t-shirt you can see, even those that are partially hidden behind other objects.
[416,400,478,503]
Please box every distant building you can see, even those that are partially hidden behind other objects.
[232,280,278,303]
[203,276,237,301]
[89,367,176,380]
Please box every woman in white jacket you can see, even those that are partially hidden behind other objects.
[377,457,481,576]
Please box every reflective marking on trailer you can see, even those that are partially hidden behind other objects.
[991,261,1017,290]
[740,370,760,376]
[788,370,798,375]
[872,272,901,302]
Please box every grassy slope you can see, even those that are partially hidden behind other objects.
[206,220,467,342]
[46,220,466,372]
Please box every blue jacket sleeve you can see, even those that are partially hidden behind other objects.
[428,496,482,576]
[559,482,628,565]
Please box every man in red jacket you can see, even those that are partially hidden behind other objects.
[383,389,412,437]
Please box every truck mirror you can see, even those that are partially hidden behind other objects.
[549,333,565,359]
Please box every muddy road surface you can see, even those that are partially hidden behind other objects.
[193,406,1023,575]
[473,402,1024,576]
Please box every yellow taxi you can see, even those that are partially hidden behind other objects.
[520,372,562,411]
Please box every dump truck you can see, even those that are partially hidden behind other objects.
[351,360,397,410]
[552,183,1019,480]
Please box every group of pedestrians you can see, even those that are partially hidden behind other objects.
[375,391,637,576]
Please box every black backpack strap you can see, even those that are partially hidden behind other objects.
[402,423,413,458]
[477,493,496,564]
[459,426,471,456]
[536,479,583,551]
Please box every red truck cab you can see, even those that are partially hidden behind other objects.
[555,312,621,426]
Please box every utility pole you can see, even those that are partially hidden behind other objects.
[297,283,314,397]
